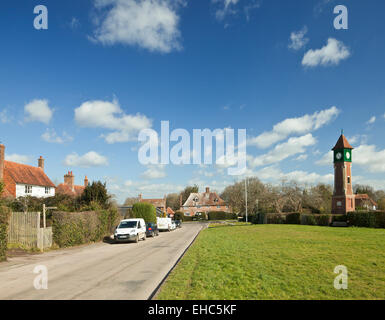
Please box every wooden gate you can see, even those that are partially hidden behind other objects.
[8,212,52,250]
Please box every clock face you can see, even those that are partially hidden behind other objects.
[336,152,342,160]
[346,151,351,160]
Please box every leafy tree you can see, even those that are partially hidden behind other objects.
[378,198,385,211]
[132,202,156,223]
[166,193,180,211]
[80,181,110,209]
[180,185,199,205]
[354,184,375,199]
[124,197,139,206]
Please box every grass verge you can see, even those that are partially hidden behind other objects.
[156,224,385,300]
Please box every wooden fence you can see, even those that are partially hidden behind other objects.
[8,212,52,250]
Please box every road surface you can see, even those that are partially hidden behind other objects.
[0,223,204,300]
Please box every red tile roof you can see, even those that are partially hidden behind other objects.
[355,194,377,206]
[183,191,226,207]
[3,160,55,197]
[56,183,85,197]
[332,134,354,150]
[167,207,175,214]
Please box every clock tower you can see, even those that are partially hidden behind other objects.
[332,133,355,214]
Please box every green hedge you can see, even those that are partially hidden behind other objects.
[183,215,193,222]
[286,213,301,225]
[132,202,156,223]
[347,211,385,228]
[207,211,237,220]
[174,211,184,221]
[52,209,119,248]
[0,206,11,262]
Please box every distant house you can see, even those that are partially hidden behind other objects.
[138,194,166,213]
[56,171,89,197]
[355,194,377,211]
[179,187,230,217]
[0,144,55,198]
[167,207,175,218]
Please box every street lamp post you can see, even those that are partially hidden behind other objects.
[245,178,248,223]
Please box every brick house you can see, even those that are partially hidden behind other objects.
[355,194,377,211]
[56,171,89,197]
[0,144,55,198]
[179,187,230,216]
[138,194,166,213]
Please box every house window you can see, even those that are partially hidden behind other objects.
[25,185,32,194]
[45,187,50,194]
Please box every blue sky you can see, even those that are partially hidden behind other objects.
[0,0,384,203]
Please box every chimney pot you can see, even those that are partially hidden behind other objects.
[38,156,45,171]
[206,187,210,193]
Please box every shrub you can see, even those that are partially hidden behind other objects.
[347,211,385,228]
[174,211,184,221]
[183,215,193,222]
[266,213,286,224]
[52,209,119,248]
[0,206,11,262]
[301,214,317,226]
[286,212,301,225]
[314,214,332,226]
[131,202,156,223]
[207,211,237,220]
[332,215,348,223]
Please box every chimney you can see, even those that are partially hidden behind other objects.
[0,144,5,181]
[139,194,142,201]
[179,194,183,207]
[206,187,210,193]
[64,171,75,191]
[38,156,44,171]
[84,176,89,188]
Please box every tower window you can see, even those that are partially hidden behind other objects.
[347,176,351,184]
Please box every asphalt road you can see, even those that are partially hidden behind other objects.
[0,223,204,300]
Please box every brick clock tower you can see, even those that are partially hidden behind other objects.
[332,133,355,214]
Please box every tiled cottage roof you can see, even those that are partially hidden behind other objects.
[3,160,55,197]
[332,134,354,150]
[183,191,226,207]
[56,183,85,197]
[355,194,377,206]
[140,198,166,208]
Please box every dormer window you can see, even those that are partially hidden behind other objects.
[193,197,199,202]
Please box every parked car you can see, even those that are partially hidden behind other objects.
[114,218,146,243]
[174,220,182,228]
[157,217,172,232]
[146,222,159,237]
[170,221,177,231]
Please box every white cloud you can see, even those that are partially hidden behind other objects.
[69,17,80,29]
[302,38,350,67]
[91,0,182,53]
[41,129,73,144]
[0,109,11,123]
[248,106,340,148]
[315,151,333,166]
[316,143,385,173]
[74,99,152,143]
[288,26,309,51]
[213,0,240,20]
[294,154,308,161]
[354,144,385,173]
[366,116,376,125]
[24,99,53,124]
[5,154,31,164]
[250,134,317,167]
[140,164,166,179]
[63,151,109,168]
[253,165,333,185]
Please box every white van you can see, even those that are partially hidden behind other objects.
[157,217,172,232]
[114,218,146,243]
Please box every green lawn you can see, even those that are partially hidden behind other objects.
[156,224,385,300]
